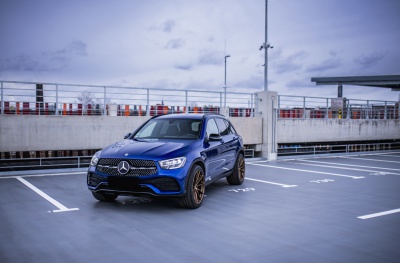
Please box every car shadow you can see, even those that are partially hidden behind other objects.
[91,179,232,212]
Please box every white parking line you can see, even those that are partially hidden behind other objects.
[16,177,79,213]
[246,178,297,188]
[294,160,400,175]
[296,159,400,172]
[340,156,400,163]
[358,208,400,219]
[0,171,86,179]
[248,163,364,179]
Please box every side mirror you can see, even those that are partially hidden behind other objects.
[124,133,131,139]
[208,133,222,141]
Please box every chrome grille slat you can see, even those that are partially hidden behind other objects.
[96,158,157,176]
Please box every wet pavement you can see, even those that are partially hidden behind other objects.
[1,152,399,263]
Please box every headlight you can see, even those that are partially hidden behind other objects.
[159,157,186,170]
[90,151,101,167]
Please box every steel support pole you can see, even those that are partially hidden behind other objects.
[55,85,59,115]
[146,89,150,116]
[264,0,268,91]
[1,82,3,115]
[103,87,107,116]
[185,91,188,113]
[224,55,230,108]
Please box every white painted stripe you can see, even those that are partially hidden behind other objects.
[298,159,400,172]
[340,156,400,163]
[358,208,400,219]
[294,161,400,175]
[246,178,297,188]
[16,177,79,213]
[248,163,364,179]
[246,160,271,164]
[355,152,400,157]
[0,171,85,179]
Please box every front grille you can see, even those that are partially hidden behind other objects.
[87,172,105,187]
[96,158,157,177]
[149,177,180,192]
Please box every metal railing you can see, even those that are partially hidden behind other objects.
[0,80,257,117]
[2,81,398,119]
[0,150,260,172]
[278,95,399,120]
[0,156,92,172]
[278,142,400,157]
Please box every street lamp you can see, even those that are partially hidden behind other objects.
[224,55,230,108]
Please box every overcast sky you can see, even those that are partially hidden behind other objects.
[1,0,399,101]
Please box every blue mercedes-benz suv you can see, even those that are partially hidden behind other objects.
[87,113,245,208]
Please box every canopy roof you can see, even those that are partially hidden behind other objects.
[311,75,400,91]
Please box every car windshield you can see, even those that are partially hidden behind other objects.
[133,118,202,140]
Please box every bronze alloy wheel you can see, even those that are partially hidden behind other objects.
[227,153,245,185]
[179,165,205,208]
[193,169,205,204]
[238,155,245,181]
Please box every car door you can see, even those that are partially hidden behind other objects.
[202,118,225,183]
[214,118,238,172]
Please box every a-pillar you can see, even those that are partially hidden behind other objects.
[256,91,278,160]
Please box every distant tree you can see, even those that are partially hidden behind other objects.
[77,91,95,114]
[188,101,198,107]
[77,91,112,115]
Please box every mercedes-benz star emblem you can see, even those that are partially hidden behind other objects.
[117,161,130,175]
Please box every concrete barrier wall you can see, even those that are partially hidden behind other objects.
[277,118,400,143]
[0,115,151,152]
[0,115,263,152]
[1,115,398,153]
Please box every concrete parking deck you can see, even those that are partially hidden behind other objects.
[1,152,399,262]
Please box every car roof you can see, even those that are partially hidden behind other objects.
[154,113,225,120]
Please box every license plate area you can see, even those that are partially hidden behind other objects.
[108,176,140,191]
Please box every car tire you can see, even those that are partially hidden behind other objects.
[227,153,245,185]
[92,192,118,202]
[179,165,205,209]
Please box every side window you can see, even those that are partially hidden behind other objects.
[206,118,219,136]
[215,118,229,136]
[224,120,237,134]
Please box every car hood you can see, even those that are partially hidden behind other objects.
[100,139,196,159]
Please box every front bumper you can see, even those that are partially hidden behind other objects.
[87,165,187,197]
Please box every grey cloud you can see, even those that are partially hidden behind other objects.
[182,80,218,90]
[235,75,263,90]
[354,52,384,68]
[197,50,222,66]
[286,78,312,88]
[0,41,88,73]
[161,20,176,32]
[174,62,193,70]
[165,38,185,49]
[150,19,177,33]
[59,40,87,56]
[306,58,341,72]
[0,54,52,73]
[287,51,309,61]
[274,63,302,74]
[273,51,309,74]
[45,40,88,62]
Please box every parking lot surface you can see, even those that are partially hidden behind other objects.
[1,152,399,263]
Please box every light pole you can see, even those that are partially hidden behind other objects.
[224,55,230,108]
[259,0,273,91]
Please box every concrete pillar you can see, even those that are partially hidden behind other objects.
[220,107,230,118]
[256,91,278,160]
[338,83,343,98]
